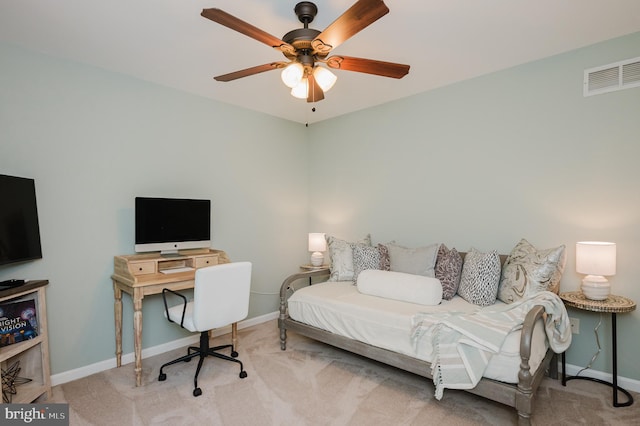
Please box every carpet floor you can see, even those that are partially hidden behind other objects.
[50,320,639,425]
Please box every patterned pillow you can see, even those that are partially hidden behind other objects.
[353,245,382,281]
[498,239,566,303]
[387,242,440,277]
[377,243,391,271]
[327,234,372,282]
[457,248,501,306]
[435,244,463,300]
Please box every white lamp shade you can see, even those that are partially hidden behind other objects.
[291,78,309,99]
[308,233,327,252]
[576,241,616,276]
[281,63,304,88]
[313,66,337,92]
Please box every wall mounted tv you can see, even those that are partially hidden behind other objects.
[135,197,211,255]
[0,174,43,267]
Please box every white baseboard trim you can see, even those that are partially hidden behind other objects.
[51,311,279,386]
[559,362,640,393]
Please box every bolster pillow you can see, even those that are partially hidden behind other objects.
[356,269,443,305]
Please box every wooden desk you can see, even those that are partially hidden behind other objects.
[111,248,231,386]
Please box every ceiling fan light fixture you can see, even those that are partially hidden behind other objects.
[291,78,309,99]
[204,1,410,102]
[313,66,337,92]
[281,63,304,88]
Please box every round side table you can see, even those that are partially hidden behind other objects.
[560,291,636,407]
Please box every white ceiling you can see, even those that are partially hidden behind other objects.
[1,1,639,124]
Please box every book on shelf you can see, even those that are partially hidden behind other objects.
[0,299,38,347]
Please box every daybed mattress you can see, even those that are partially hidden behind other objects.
[288,281,548,384]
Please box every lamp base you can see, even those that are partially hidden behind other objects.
[310,252,324,267]
[581,275,610,300]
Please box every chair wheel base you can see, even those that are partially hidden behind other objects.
[193,388,202,397]
[158,373,166,381]
[231,351,238,358]
[239,371,247,379]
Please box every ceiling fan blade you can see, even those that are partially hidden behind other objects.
[214,62,286,82]
[201,8,295,55]
[307,74,325,103]
[326,56,409,79]
[312,0,389,55]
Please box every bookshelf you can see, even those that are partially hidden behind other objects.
[0,280,51,404]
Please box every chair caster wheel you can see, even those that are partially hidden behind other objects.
[239,371,247,379]
[184,358,192,362]
[193,388,202,397]
[231,351,239,358]
[158,373,166,381]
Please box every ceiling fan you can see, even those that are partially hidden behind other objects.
[201,0,410,102]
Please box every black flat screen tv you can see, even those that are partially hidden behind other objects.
[0,174,43,267]
[134,197,211,255]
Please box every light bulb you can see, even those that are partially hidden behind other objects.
[313,67,337,92]
[291,78,309,99]
[281,63,304,88]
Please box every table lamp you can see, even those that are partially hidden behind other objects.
[576,241,616,300]
[308,233,326,267]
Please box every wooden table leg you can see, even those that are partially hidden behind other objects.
[37,287,53,400]
[232,322,238,350]
[113,282,123,368]
[133,289,143,387]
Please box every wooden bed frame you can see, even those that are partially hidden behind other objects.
[278,268,558,425]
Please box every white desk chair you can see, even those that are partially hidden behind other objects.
[158,261,252,396]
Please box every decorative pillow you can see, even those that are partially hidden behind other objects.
[377,243,391,271]
[498,239,567,303]
[457,248,501,306]
[435,244,463,300]
[353,244,382,281]
[326,234,372,282]
[387,242,440,277]
[356,269,443,306]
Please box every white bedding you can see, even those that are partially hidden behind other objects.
[287,281,548,384]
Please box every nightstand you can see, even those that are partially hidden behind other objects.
[299,264,329,271]
[559,291,636,407]
[299,265,330,285]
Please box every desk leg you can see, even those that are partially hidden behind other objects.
[133,289,143,387]
[232,322,238,351]
[113,282,123,368]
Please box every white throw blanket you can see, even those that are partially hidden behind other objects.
[411,291,571,400]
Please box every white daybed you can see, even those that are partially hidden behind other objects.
[278,245,569,425]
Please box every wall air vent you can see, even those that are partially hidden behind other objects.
[584,56,640,97]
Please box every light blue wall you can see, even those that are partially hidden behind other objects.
[0,43,310,374]
[307,32,640,380]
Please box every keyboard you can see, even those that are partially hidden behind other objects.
[160,267,194,274]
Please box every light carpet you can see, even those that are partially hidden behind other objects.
[49,320,640,425]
